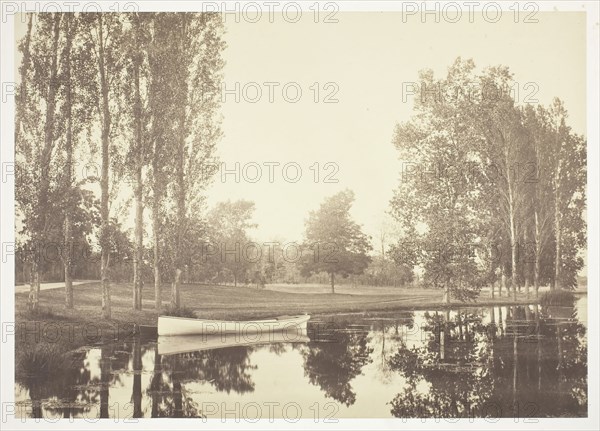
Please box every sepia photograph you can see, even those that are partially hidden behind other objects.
[0,1,598,429]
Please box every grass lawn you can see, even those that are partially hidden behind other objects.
[14,281,543,357]
[15,280,545,322]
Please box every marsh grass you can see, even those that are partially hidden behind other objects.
[16,343,67,380]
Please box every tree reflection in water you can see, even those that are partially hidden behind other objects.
[301,321,373,406]
[15,302,586,419]
[147,346,257,417]
[388,305,587,418]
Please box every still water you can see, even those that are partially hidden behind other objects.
[16,297,587,419]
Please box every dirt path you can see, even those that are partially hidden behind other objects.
[15,280,96,294]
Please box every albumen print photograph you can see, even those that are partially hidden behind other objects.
[1,0,598,428]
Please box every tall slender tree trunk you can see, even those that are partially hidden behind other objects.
[523,229,530,299]
[172,116,185,308]
[330,272,335,294]
[553,159,562,290]
[172,20,188,309]
[18,14,34,306]
[507,167,518,302]
[63,13,74,309]
[30,14,61,312]
[98,15,111,319]
[534,210,541,298]
[153,194,161,311]
[133,168,143,310]
[132,29,144,311]
[171,269,182,308]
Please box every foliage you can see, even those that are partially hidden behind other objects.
[300,190,372,291]
[389,58,587,301]
[202,200,258,285]
[162,305,197,318]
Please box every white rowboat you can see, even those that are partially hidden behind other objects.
[157,314,310,336]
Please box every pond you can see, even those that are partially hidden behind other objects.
[15,297,587,420]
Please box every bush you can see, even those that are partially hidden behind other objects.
[162,305,197,318]
[540,290,575,306]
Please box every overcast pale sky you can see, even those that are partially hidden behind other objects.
[14,11,587,244]
[208,12,586,242]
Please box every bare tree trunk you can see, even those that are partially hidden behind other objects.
[508,175,518,302]
[330,272,335,294]
[534,210,541,299]
[553,159,562,291]
[19,14,34,309]
[523,229,530,299]
[64,13,74,309]
[153,198,161,311]
[132,27,144,311]
[98,15,111,319]
[133,166,143,310]
[171,269,182,308]
[172,21,188,310]
[554,201,561,291]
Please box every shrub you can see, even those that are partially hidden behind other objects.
[540,290,575,306]
[162,305,197,318]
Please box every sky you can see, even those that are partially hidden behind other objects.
[203,11,587,242]
[13,11,587,245]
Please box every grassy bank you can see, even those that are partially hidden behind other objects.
[14,281,541,350]
[15,281,545,323]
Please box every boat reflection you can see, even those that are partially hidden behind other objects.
[158,330,310,355]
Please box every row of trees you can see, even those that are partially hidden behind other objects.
[16,12,225,316]
[389,58,586,302]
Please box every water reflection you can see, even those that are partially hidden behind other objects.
[16,299,587,419]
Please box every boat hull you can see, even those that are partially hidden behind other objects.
[157,314,310,336]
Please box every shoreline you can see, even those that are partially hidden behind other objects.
[14,282,579,351]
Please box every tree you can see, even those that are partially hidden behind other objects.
[16,13,63,312]
[61,13,75,308]
[206,200,257,287]
[478,66,530,301]
[58,13,95,308]
[522,104,554,297]
[546,100,586,290]
[389,59,487,302]
[300,190,372,293]
[147,13,180,311]
[168,13,224,307]
[83,13,125,318]
[122,13,151,310]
